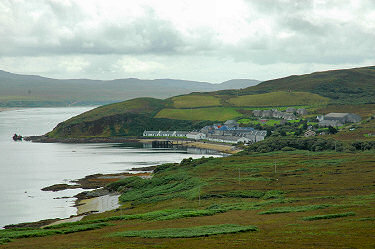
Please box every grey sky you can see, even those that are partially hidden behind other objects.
[0,0,374,82]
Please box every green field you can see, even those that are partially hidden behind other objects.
[227,91,330,107]
[171,95,221,108]
[155,107,242,121]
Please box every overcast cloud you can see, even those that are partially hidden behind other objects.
[0,0,374,82]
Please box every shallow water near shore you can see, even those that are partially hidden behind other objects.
[0,107,221,228]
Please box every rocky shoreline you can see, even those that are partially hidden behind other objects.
[4,167,153,229]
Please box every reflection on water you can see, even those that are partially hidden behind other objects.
[0,107,222,228]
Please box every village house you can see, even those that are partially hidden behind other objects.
[318,113,361,127]
[252,109,297,120]
[143,120,267,144]
[143,131,160,137]
[143,131,188,137]
[286,107,297,113]
[297,108,308,115]
[244,130,267,143]
[224,120,239,128]
[186,132,206,140]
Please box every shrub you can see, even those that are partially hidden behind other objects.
[281,146,296,151]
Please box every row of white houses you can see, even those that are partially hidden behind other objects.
[142,130,267,144]
[143,131,188,137]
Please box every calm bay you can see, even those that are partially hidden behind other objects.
[0,107,220,228]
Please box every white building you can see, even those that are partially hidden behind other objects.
[186,132,206,140]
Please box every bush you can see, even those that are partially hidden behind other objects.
[281,146,296,151]
[244,137,344,153]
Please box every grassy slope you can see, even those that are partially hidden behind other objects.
[155,107,242,121]
[3,150,375,248]
[63,97,166,124]
[171,95,221,108]
[237,66,375,104]
[227,91,329,107]
[47,97,167,137]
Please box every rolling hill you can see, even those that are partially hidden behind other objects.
[45,66,375,138]
[235,66,375,104]
[0,70,260,107]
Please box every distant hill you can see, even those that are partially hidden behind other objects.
[0,70,260,107]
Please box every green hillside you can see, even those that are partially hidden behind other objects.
[227,91,329,107]
[46,66,375,138]
[47,98,213,138]
[237,66,375,104]
[155,107,242,121]
[171,94,221,108]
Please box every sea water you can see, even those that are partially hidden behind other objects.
[0,107,220,228]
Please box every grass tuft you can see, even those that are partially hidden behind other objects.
[110,224,258,238]
[0,223,109,240]
[259,204,331,215]
[302,212,356,221]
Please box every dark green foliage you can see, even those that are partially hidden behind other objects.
[107,157,218,204]
[0,223,109,241]
[106,176,145,192]
[328,126,338,134]
[350,141,375,151]
[153,157,214,174]
[259,204,331,215]
[153,163,178,174]
[108,173,200,204]
[303,212,356,221]
[118,174,199,204]
[202,190,284,199]
[0,238,12,245]
[281,146,296,151]
[243,137,344,153]
[110,224,258,238]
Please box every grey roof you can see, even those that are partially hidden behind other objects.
[286,107,297,113]
[175,131,188,135]
[159,131,175,135]
[244,130,267,137]
[143,131,159,134]
[188,132,204,135]
[325,113,350,118]
[224,120,238,125]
